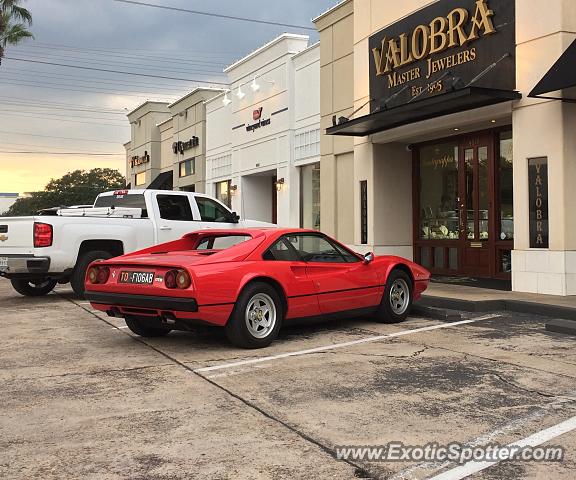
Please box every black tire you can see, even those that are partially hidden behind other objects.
[225,282,283,349]
[125,316,172,337]
[10,278,58,297]
[70,250,113,298]
[375,269,413,324]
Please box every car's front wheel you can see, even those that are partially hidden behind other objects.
[125,316,172,337]
[225,282,283,349]
[10,278,58,297]
[375,269,413,324]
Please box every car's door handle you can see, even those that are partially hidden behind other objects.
[159,226,172,231]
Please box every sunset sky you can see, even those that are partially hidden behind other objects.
[0,0,334,194]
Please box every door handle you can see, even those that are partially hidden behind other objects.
[159,226,172,231]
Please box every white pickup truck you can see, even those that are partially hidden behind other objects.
[0,189,273,297]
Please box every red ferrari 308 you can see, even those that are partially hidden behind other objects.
[85,229,430,348]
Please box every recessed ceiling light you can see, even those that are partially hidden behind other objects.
[454,128,460,131]
[491,119,497,123]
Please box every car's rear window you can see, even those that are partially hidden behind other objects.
[196,235,251,250]
[94,194,148,217]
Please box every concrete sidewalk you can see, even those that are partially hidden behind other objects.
[419,282,576,334]
[426,282,576,307]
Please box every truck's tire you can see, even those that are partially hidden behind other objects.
[125,316,172,337]
[11,278,58,297]
[70,250,113,298]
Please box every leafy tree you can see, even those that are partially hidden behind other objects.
[0,0,33,65]
[5,168,127,216]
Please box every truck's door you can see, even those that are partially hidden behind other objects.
[152,192,199,243]
[191,195,237,230]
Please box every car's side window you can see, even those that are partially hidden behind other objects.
[263,238,301,262]
[332,243,361,263]
[196,197,232,223]
[157,195,194,221]
[285,234,359,263]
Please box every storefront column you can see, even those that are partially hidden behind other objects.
[360,141,413,258]
[512,6,576,294]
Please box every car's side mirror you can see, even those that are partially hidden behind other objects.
[363,252,375,265]
[230,212,240,224]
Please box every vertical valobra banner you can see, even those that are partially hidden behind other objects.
[528,157,549,248]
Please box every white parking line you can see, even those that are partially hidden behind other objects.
[194,314,501,374]
[429,415,576,480]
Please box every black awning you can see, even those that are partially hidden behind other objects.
[529,40,576,102]
[147,171,173,190]
[326,87,521,137]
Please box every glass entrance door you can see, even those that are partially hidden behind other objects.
[414,129,513,279]
[459,134,493,277]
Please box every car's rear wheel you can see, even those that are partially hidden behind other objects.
[70,250,113,298]
[225,282,283,349]
[125,316,172,337]
[10,278,58,297]
[375,269,413,324]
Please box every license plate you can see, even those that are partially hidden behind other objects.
[0,257,7,271]
[119,271,154,285]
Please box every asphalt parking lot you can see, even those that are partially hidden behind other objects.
[1,278,575,480]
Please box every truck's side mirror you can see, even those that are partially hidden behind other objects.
[230,212,240,224]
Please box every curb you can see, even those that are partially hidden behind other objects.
[412,304,463,322]
[420,295,576,322]
[545,319,576,336]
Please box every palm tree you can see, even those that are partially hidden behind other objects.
[0,0,34,66]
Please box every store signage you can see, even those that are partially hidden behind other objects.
[173,137,199,154]
[422,154,455,169]
[360,180,368,245]
[528,157,549,248]
[130,151,150,168]
[369,0,515,107]
[246,107,271,132]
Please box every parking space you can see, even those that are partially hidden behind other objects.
[1,278,575,479]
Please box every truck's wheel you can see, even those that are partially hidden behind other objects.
[71,250,113,298]
[125,316,171,337]
[11,278,58,297]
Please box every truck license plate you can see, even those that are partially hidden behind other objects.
[0,257,8,271]
[119,271,154,285]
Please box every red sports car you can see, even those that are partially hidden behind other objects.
[85,229,430,348]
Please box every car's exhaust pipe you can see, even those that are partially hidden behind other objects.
[160,312,177,325]
[106,307,122,318]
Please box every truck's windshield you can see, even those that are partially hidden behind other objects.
[94,194,148,217]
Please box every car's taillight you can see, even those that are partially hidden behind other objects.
[34,222,53,248]
[176,270,191,289]
[87,267,99,284]
[165,269,191,289]
[97,267,110,284]
[164,270,177,289]
[87,266,110,284]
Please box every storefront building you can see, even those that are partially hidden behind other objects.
[315,0,576,295]
[126,101,171,189]
[205,34,320,227]
[125,34,320,228]
[125,88,225,192]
